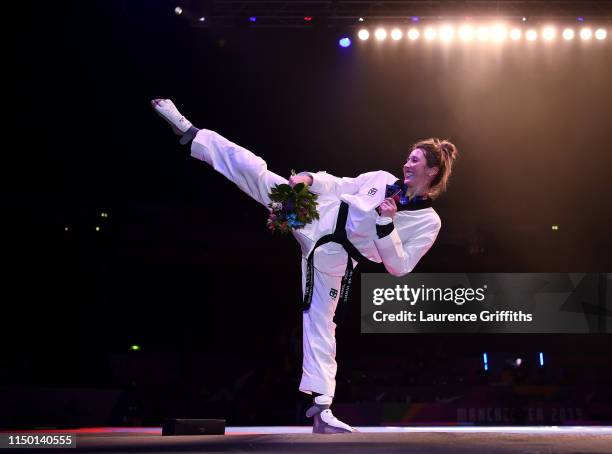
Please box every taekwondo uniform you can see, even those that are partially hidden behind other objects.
[190,128,441,398]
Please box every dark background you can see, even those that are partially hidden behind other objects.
[3,0,611,427]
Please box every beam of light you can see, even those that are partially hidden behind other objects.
[339,37,351,48]
[542,26,556,41]
[459,24,475,41]
[375,28,388,41]
[439,25,454,42]
[595,28,607,40]
[424,27,437,41]
[563,28,575,40]
[510,28,522,40]
[539,352,544,366]
[407,28,420,40]
[526,29,538,41]
[391,28,403,40]
[580,28,593,40]
[358,29,370,40]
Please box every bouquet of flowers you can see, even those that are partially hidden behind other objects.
[267,170,319,234]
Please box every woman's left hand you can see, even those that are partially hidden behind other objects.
[378,197,397,218]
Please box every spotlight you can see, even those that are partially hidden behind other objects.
[522,17,527,22]
[490,24,508,42]
[174,6,183,15]
[199,16,206,22]
[411,16,420,22]
[526,29,538,41]
[358,17,364,23]
[539,352,545,366]
[459,25,475,41]
[477,26,490,41]
[424,27,437,41]
[595,28,607,40]
[563,28,575,40]
[339,37,351,48]
[391,28,403,40]
[249,16,256,23]
[510,28,522,40]
[358,29,370,40]
[304,16,312,22]
[580,28,593,40]
[542,27,556,41]
[375,28,388,41]
[439,25,454,42]
[407,28,420,40]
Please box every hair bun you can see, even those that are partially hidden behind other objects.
[440,141,458,161]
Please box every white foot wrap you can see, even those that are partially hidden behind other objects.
[151,99,193,133]
[319,409,357,432]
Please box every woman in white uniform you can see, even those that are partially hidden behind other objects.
[152,99,458,433]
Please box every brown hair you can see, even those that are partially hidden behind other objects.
[409,138,459,199]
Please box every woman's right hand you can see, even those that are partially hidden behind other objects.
[288,174,313,188]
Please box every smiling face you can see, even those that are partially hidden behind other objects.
[403,148,439,191]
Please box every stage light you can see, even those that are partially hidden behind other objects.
[95,226,101,232]
[304,16,312,22]
[483,352,489,371]
[580,28,593,40]
[358,17,364,22]
[459,25,475,41]
[552,225,559,231]
[100,212,108,218]
[64,226,70,232]
[515,358,523,367]
[539,352,544,366]
[424,27,437,41]
[526,29,538,41]
[577,17,585,23]
[411,16,420,22]
[130,345,141,352]
[199,17,206,22]
[391,28,403,40]
[339,37,351,48]
[407,28,420,40]
[174,6,183,15]
[439,25,454,42]
[563,28,575,40]
[358,29,370,40]
[491,24,508,42]
[522,17,527,22]
[595,28,607,40]
[542,27,556,41]
[249,16,256,23]
[510,28,522,40]
[476,26,490,41]
[375,28,388,41]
